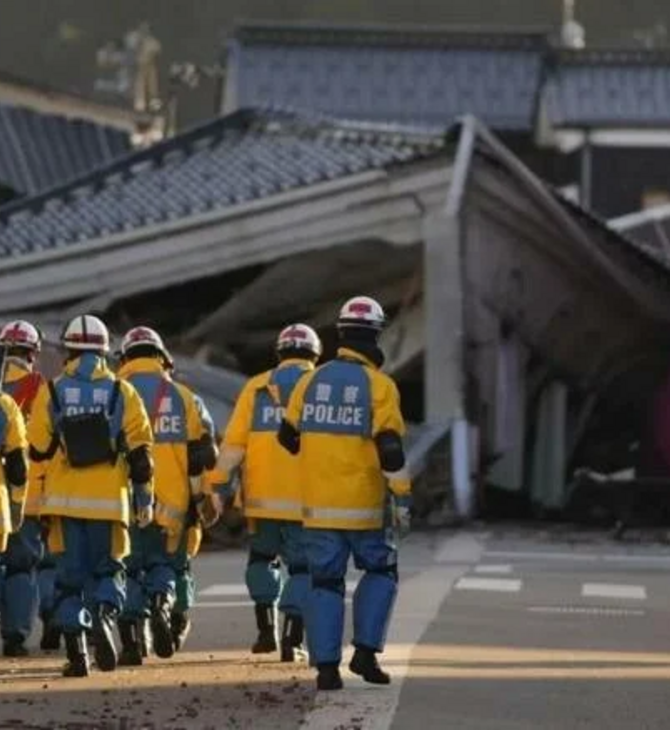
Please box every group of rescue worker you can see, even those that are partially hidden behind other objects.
[0,294,412,692]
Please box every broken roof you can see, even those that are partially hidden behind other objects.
[224,22,549,132]
[0,107,445,257]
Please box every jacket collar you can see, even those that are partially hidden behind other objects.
[276,358,315,371]
[336,347,379,370]
[64,352,111,381]
[4,358,33,383]
[118,357,168,379]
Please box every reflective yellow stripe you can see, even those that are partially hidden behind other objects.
[155,502,186,523]
[302,506,383,521]
[246,498,302,513]
[43,495,121,512]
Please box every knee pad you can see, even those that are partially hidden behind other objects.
[311,576,345,596]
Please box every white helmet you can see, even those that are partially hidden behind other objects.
[0,320,42,352]
[120,326,171,361]
[61,314,110,352]
[337,296,385,331]
[276,323,322,357]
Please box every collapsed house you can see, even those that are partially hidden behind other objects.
[1,107,670,523]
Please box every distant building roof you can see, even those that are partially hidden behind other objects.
[545,49,670,128]
[0,107,445,257]
[0,102,131,196]
[224,22,550,132]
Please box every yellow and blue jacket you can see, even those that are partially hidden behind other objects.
[0,392,28,549]
[28,353,153,526]
[3,359,45,516]
[118,357,206,539]
[283,347,410,531]
[220,358,315,522]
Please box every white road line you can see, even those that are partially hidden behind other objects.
[300,532,484,730]
[601,555,670,564]
[474,564,513,574]
[199,583,247,597]
[455,577,522,593]
[484,550,596,562]
[528,606,645,617]
[485,550,670,565]
[582,583,647,600]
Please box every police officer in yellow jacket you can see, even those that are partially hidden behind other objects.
[116,327,218,665]
[278,297,412,691]
[28,315,154,677]
[0,320,55,656]
[219,324,322,661]
[0,373,29,559]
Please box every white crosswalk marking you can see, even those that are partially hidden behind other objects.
[455,577,522,592]
[581,583,647,600]
[199,583,247,597]
[474,564,513,574]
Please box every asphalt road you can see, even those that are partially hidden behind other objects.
[3,528,670,729]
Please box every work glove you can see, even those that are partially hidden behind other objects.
[135,504,154,529]
[9,495,24,532]
[194,492,222,529]
[392,498,412,538]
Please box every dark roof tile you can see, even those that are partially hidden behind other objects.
[228,24,549,131]
[0,108,446,258]
[0,102,132,196]
[546,49,670,127]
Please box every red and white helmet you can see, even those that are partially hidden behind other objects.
[337,296,386,331]
[61,314,110,352]
[120,326,171,361]
[0,320,42,352]
[276,323,322,357]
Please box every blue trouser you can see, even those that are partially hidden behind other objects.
[171,536,195,616]
[246,519,308,618]
[1,517,43,641]
[54,518,126,633]
[304,528,398,666]
[122,524,176,621]
[38,548,58,620]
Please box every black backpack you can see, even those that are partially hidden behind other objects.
[48,379,122,468]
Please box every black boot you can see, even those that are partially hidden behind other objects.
[316,663,343,691]
[118,619,143,666]
[63,632,90,677]
[92,603,118,672]
[251,604,278,654]
[280,615,307,663]
[3,634,28,658]
[40,613,61,651]
[150,593,175,659]
[170,611,191,652]
[349,646,391,685]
